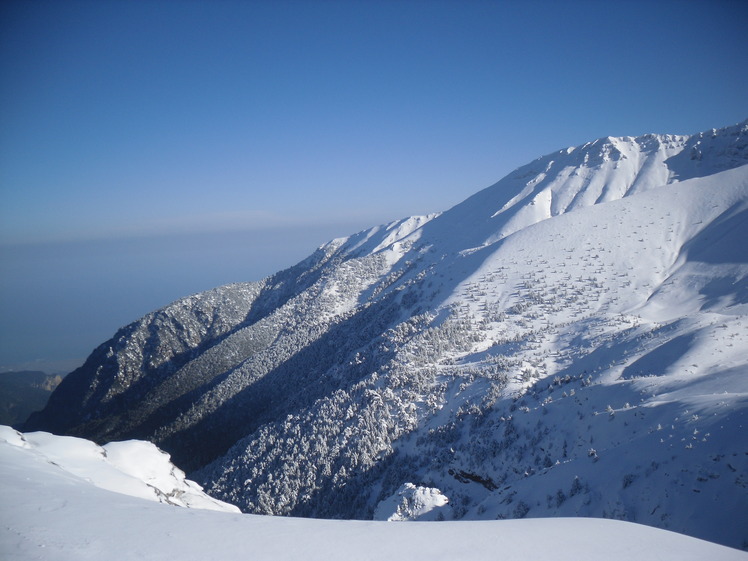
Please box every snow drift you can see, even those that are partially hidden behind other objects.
[0,425,238,512]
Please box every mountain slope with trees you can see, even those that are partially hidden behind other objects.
[25,120,748,549]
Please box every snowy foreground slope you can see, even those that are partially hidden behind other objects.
[0,426,238,512]
[1,427,744,561]
[24,120,748,549]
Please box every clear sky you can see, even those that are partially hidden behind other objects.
[1,0,746,372]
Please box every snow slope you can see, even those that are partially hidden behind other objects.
[195,160,748,547]
[1,427,744,561]
[22,119,748,549]
[0,425,238,512]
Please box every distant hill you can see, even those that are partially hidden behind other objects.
[0,371,62,427]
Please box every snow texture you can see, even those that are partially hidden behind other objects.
[373,482,451,521]
[0,425,238,512]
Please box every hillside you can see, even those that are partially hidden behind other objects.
[24,119,748,549]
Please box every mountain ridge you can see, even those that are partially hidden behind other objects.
[24,119,748,549]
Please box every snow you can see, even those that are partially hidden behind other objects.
[0,426,238,512]
[373,482,451,521]
[1,426,745,561]
[409,119,748,256]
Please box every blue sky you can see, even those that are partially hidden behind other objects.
[1,0,746,372]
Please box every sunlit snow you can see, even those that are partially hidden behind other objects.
[1,426,744,560]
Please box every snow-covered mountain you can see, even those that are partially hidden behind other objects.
[2,426,744,561]
[24,119,748,549]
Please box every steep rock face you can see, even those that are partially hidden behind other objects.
[25,120,748,549]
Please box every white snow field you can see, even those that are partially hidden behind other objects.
[1,426,745,561]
